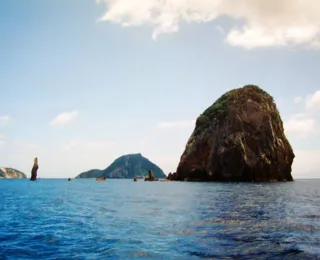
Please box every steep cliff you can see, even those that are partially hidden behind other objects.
[0,168,27,179]
[169,85,294,182]
[76,153,166,179]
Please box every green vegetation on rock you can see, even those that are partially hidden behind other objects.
[175,84,294,182]
[202,92,230,120]
[193,84,275,137]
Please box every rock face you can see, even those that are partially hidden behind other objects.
[30,157,38,181]
[76,153,166,179]
[0,168,27,179]
[170,85,294,182]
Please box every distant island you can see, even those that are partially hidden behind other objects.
[168,85,294,182]
[0,168,26,179]
[76,153,166,179]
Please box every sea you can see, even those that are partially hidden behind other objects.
[0,179,319,260]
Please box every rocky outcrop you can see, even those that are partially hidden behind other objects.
[144,169,159,181]
[76,153,166,179]
[167,172,175,180]
[30,157,38,181]
[0,168,26,179]
[172,85,294,182]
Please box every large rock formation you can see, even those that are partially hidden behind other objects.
[170,85,294,182]
[76,153,166,179]
[0,168,26,179]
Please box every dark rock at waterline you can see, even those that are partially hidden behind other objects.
[173,85,294,182]
[166,172,175,180]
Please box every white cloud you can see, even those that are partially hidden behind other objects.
[97,0,320,49]
[293,96,302,104]
[227,25,320,50]
[285,89,320,139]
[157,120,195,129]
[0,116,10,126]
[284,114,316,139]
[50,111,78,126]
[292,149,320,179]
[0,134,4,145]
[226,27,286,50]
[306,90,320,110]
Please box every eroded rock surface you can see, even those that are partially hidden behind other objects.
[171,85,294,182]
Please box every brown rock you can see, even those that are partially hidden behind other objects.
[167,172,177,180]
[174,85,294,182]
[30,157,38,181]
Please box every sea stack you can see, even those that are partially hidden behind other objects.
[30,157,38,181]
[170,85,294,182]
[145,169,158,181]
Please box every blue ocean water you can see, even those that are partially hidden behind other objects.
[0,179,319,260]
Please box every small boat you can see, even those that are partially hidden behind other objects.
[96,176,106,182]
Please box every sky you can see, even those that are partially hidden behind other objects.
[1,0,320,179]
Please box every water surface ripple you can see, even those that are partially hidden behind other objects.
[0,179,319,259]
